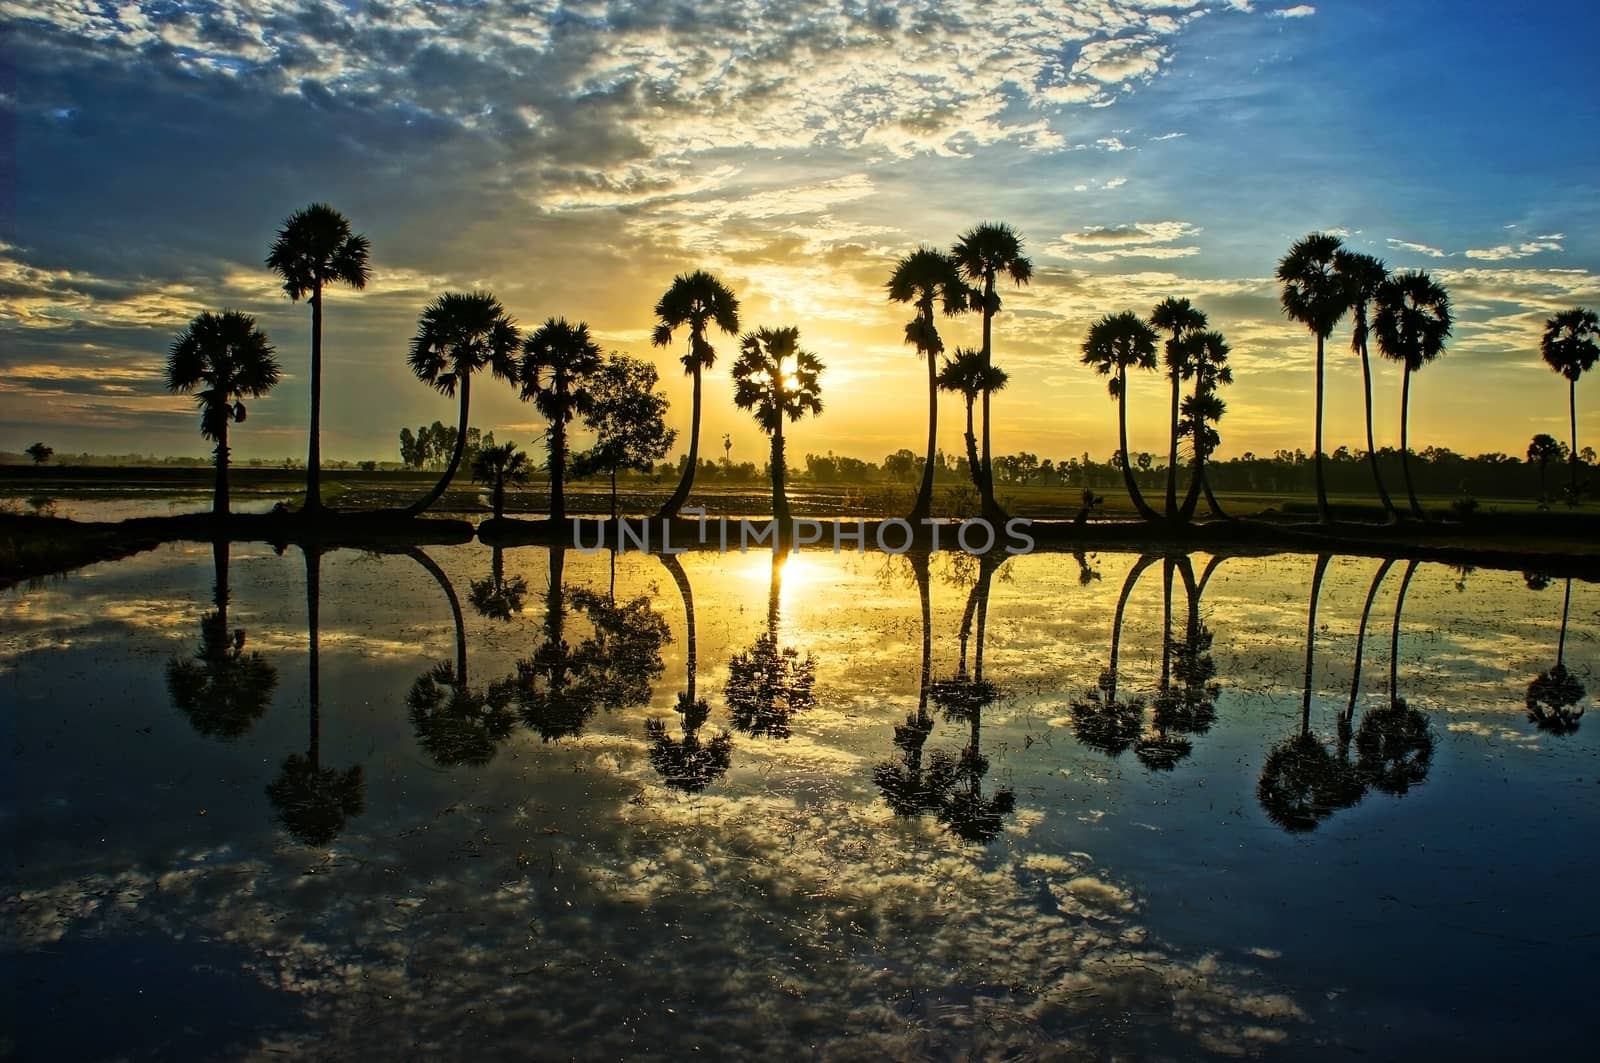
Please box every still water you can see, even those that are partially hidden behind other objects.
[2,543,1596,1060]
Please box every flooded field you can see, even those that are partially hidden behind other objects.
[3,543,1596,1060]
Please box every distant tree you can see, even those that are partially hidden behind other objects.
[1540,307,1600,503]
[652,271,741,519]
[572,352,677,519]
[266,203,371,514]
[521,318,602,525]
[165,310,281,516]
[357,460,377,473]
[1374,271,1453,518]
[1336,250,1399,519]
[405,292,520,516]
[1081,311,1162,521]
[937,348,1007,504]
[1150,297,1209,520]
[1527,434,1566,505]
[888,246,969,522]
[1276,232,1348,523]
[25,442,53,465]
[952,222,1031,519]
[731,326,824,525]
[471,442,530,519]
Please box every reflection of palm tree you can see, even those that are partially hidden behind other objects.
[875,553,948,816]
[505,549,598,741]
[1069,554,1158,756]
[266,548,365,846]
[648,554,734,793]
[726,549,817,738]
[406,548,518,767]
[167,539,277,739]
[1357,560,1435,791]
[467,546,528,622]
[1139,558,1220,771]
[1527,577,1587,734]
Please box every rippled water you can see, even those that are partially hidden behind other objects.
[3,543,1596,1059]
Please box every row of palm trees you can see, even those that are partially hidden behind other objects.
[163,204,1600,524]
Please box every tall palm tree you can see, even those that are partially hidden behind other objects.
[652,270,741,519]
[521,318,602,526]
[1335,250,1399,519]
[165,310,280,518]
[404,292,521,517]
[167,539,278,739]
[1177,330,1233,522]
[1150,298,1209,520]
[952,222,1031,519]
[730,326,824,526]
[471,441,530,520]
[1080,311,1162,522]
[1373,271,1453,519]
[266,204,371,514]
[1540,307,1600,503]
[1276,232,1348,523]
[936,348,1007,500]
[888,247,969,522]
[1526,433,1566,506]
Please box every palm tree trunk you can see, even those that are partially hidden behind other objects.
[1202,468,1230,520]
[913,552,931,714]
[213,538,230,628]
[1301,554,1331,733]
[910,340,938,522]
[973,558,993,683]
[661,553,696,704]
[771,425,789,526]
[610,467,618,521]
[1346,558,1395,720]
[412,548,466,687]
[1389,560,1418,703]
[1118,367,1161,521]
[214,414,230,518]
[1108,555,1157,702]
[1399,366,1424,518]
[1558,577,1571,666]
[407,371,471,516]
[963,397,981,496]
[1165,371,1181,520]
[1360,341,1398,519]
[1160,558,1174,691]
[305,546,321,768]
[551,393,568,527]
[1570,378,1580,501]
[657,360,703,519]
[306,280,323,514]
[1314,333,1330,523]
[979,277,996,513]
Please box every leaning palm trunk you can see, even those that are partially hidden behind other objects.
[407,373,471,516]
[1106,555,1157,703]
[910,344,938,522]
[658,362,703,519]
[1346,559,1395,722]
[1358,339,1398,519]
[1301,554,1332,731]
[1117,367,1162,521]
[412,548,467,686]
[1398,366,1425,519]
[661,553,696,706]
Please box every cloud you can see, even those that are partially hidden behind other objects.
[1047,221,1203,262]
[1149,131,1186,141]
[1105,176,1129,189]
[1385,238,1449,259]
[1270,5,1316,17]
[1464,239,1564,261]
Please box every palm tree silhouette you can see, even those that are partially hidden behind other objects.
[1081,312,1162,522]
[471,442,530,520]
[937,348,1007,502]
[1539,307,1600,503]
[404,292,521,516]
[568,580,671,713]
[265,204,370,515]
[652,271,741,520]
[404,548,519,767]
[503,549,602,741]
[167,539,278,739]
[165,310,280,517]
[648,553,734,793]
[1356,559,1435,792]
[952,222,1031,520]
[1335,250,1399,520]
[1151,298,1209,521]
[1526,434,1566,506]
[874,552,949,816]
[730,326,824,527]
[468,546,528,622]
[1276,233,1348,524]
[1374,271,1453,519]
[1140,557,1221,771]
[265,548,365,846]
[888,248,969,522]
[726,549,817,739]
[1176,330,1234,522]
[1527,577,1587,734]
[1069,554,1158,757]
[521,318,602,526]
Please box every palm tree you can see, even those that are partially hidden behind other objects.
[167,540,278,739]
[888,247,969,522]
[405,292,521,516]
[1276,232,1348,523]
[952,222,1031,519]
[1150,298,1209,520]
[1373,271,1453,519]
[936,348,1006,502]
[471,442,530,520]
[730,326,824,526]
[165,310,280,517]
[1335,250,1399,520]
[266,204,371,514]
[1080,312,1162,522]
[1177,330,1233,521]
[1540,307,1600,503]
[1526,433,1567,506]
[521,318,602,526]
[652,271,741,520]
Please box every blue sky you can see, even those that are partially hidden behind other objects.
[2,0,1597,465]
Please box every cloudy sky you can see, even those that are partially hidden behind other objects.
[3,0,1597,466]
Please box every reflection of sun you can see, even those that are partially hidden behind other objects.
[738,548,827,606]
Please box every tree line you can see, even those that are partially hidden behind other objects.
[158,204,1600,523]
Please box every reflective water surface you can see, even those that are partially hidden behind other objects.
[3,543,1597,1059]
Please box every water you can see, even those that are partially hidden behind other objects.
[2,543,1596,1059]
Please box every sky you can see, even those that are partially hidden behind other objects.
[2,0,1598,467]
